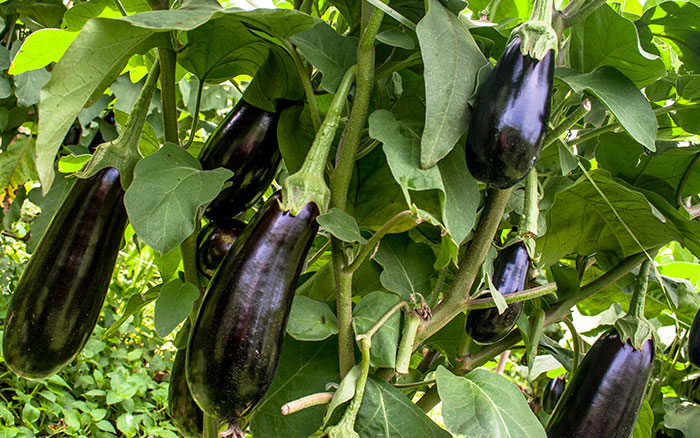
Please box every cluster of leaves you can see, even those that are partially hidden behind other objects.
[0,0,698,437]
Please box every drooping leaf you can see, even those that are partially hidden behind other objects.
[323,365,360,427]
[352,291,402,368]
[243,46,304,112]
[123,143,233,253]
[0,135,38,208]
[417,0,487,168]
[374,234,435,301]
[556,67,657,151]
[290,21,358,92]
[104,286,161,339]
[537,169,682,265]
[287,296,338,341]
[153,279,199,338]
[356,377,451,438]
[632,400,653,438]
[436,367,547,438]
[249,338,339,438]
[317,208,368,244]
[568,3,666,88]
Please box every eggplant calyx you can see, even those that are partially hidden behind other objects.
[511,22,558,60]
[614,315,656,351]
[280,172,329,216]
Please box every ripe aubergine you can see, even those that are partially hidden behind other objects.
[3,168,127,379]
[546,330,655,438]
[196,218,246,279]
[186,191,319,423]
[465,37,554,189]
[466,241,530,344]
[690,308,700,367]
[199,100,288,222]
[168,348,203,437]
[542,376,566,414]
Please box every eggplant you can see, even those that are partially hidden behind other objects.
[3,168,127,379]
[466,241,530,344]
[542,376,566,414]
[546,330,655,438]
[196,218,246,279]
[465,37,554,189]
[199,100,288,222]
[168,348,203,437]
[186,191,319,423]
[690,308,700,367]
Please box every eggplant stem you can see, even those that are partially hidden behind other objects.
[562,316,581,373]
[281,392,335,416]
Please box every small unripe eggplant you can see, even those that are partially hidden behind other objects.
[690,308,700,367]
[466,242,530,344]
[465,37,554,189]
[546,330,655,438]
[196,218,246,279]
[542,376,566,414]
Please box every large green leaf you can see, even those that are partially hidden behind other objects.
[374,233,435,301]
[536,169,682,265]
[123,144,232,253]
[249,338,339,438]
[352,292,402,368]
[638,1,700,75]
[436,367,546,438]
[178,18,269,83]
[8,29,79,74]
[417,0,486,168]
[663,398,700,438]
[673,75,700,134]
[286,296,338,341]
[153,279,199,338]
[317,208,368,244]
[569,3,666,88]
[556,67,657,151]
[290,21,358,93]
[355,377,451,438]
[596,133,700,205]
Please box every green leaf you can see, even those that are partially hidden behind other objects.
[569,3,666,88]
[556,67,657,151]
[536,169,682,265]
[153,279,199,338]
[104,286,161,338]
[62,0,121,31]
[153,247,182,282]
[424,313,467,365]
[317,208,368,244]
[436,367,546,437]
[96,420,116,434]
[417,0,486,168]
[9,29,78,75]
[17,0,66,31]
[178,17,269,83]
[290,21,358,92]
[63,410,81,433]
[116,413,138,437]
[376,28,415,50]
[550,262,581,300]
[0,135,38,208]
[639,189,700,260]
[323,365,361,427]
[352,292,402,368]
[249,338,339,438]
[243,46,303,112]
[124,143,232,253]
[374,233,435,301]
[21,404,39,424]
[287,296,338,341]
[369,110,478,244]
[14,68,51,108]
[355,377,451,438]
[277,104,315,174]
[638,1,700,75]
[663,398,700,438]
[632,400,653,438]
[57,154,91,173]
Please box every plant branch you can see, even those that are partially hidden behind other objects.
[281,392,334,415]
[345,210,416,273]
[561,316,581,373]
[467,282,558,310]
[184,78,204,150]
[396,311,421,374]
[282,39,321,131]
[157,43,179,145]
[415,188,513,346]
[675,150,700,209]
[203,414,219,438]
[562,0,607,29]
[362,301,408,339]
[542,99,591,148]
[113,0,128,16]
[333,252,355,378]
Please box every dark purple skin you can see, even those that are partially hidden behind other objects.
[168,348,203,438]
[542,376,566,414]
[546,330,655,438]
[199,100,285,222]
[186,191,319,422]
[465,37,554,189]
[3,168,127,379]
[690,308,700,367]
[466,241,530,344]
[196,218,246,279]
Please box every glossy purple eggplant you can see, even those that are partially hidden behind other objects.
[196,218,246,279]
[546,330,655,438]
[690,308,700,367]
[542,376,566,414]
[168,348,203,437]
[466,241,530,344]
[3,168,127,379]
[186,191,319,423]
[199,100,287,221]
[465,37,554,189]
